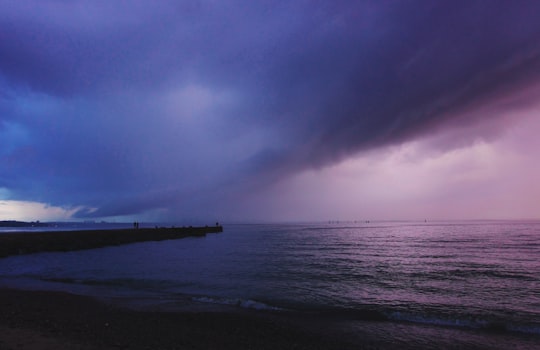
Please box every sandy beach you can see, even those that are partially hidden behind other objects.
[2,288,539,350]
[0,288,363,350]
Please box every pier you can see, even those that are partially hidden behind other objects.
[0,226,223,258]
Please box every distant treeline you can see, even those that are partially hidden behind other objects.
[0,220,49,227]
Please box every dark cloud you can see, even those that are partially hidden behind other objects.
[255,1,540,164]
[2,1,540,219]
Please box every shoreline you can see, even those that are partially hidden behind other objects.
[0,226,222,258]
[0,287,358,350]
[1,288,538,349]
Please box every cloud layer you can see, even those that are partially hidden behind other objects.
[2,1,540,221]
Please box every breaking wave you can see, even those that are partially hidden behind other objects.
[192,296,284,311]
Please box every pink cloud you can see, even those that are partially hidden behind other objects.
[231,101,540,221]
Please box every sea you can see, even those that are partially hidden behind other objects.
[0,220,539,349]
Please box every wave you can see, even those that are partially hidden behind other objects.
[405,269,538,282]
[386,310,540,335]
[21,276,540,336]
[272,303,540,336]
[33,276,284,312]
[39,276,185,290]
[192,296,285,311]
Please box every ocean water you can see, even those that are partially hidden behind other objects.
[0,221,539,349]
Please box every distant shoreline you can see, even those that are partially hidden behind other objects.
[0,226,223,258]
[0,220,48,228]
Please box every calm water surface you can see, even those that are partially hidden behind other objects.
[1,221,539,348]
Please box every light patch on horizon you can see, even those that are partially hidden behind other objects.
[0,200,79,221]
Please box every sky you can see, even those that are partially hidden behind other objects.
[1,1,540,223]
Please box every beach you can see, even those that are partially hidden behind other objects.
[0,288,360,350]
[2,287,539,350]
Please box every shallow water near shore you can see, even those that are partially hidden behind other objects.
[1,221,539,348]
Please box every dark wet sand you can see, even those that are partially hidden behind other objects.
[3,289,538,350]
[0,288,364,350]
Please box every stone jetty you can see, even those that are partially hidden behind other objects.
[0,226,223,258]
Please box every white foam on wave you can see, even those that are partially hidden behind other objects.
[192,296,284,311]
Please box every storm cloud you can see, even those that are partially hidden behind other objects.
[2,1,540,221]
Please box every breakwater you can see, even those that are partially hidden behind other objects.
[0,226,223,258]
